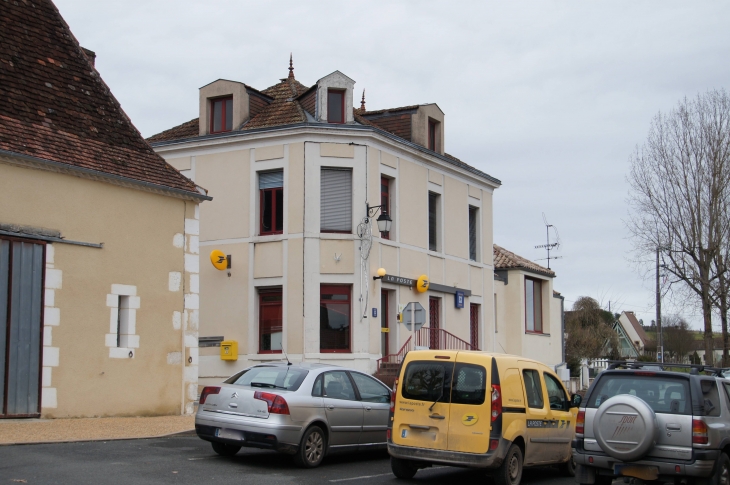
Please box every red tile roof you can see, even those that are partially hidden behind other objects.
[493,244,555,277]
[146,118,199,143]
[0,0,202,197]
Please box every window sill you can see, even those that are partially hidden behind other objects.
[258,350,282,355]
[319,233,355,240]
[251,234,285,244]
[525,331,551,337]
[319,350,352,354]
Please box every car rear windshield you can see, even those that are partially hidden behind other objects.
[587,374,691,415]
[401,361,454,403]
[225,366,308,391]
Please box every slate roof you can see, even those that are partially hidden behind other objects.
[0,0,203,197]
[493,244,555,277]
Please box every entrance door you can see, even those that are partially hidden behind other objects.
[429,297,440,350]
[0,238,45,418]
[470,304,479,349]
[380,291,388,356]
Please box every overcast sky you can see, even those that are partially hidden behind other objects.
[54,0,730,329]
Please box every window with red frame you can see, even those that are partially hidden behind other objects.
[327,89,345,124]
[259,289,282,353]
[428,119,439,151]
[210,96,233,133]
[259,170,283,235]
[525,277,543,333]
[380,176,390,240]
[320,285,351,352]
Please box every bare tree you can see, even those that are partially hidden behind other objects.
[627,89,730,365]
[661,315,693,363]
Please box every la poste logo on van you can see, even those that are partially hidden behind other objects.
[462,413,478,426]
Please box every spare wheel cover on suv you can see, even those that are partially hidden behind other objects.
[593,394,657,461]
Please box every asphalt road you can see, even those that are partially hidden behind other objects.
[0,434,580,485]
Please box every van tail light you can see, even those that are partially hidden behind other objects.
[491,384,502,422]
[576,410,586,435]
[390,379,398,413]
[692,419,708,444]
[199,386,220,404]
[386,429,392,440]
[254,391,290,415]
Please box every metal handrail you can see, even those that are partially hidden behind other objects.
[375,327,479,372]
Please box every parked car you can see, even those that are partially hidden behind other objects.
[195,362,392,467]
[572,361,730,485]
[387,350,579,484]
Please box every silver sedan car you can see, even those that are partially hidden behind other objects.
[195,362,392,467]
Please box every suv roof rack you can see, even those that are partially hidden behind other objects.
[605,360,727,377]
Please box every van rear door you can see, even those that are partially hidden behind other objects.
[391,352,455,451]
[446,353,491,453]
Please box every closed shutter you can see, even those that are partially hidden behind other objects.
[259,170,283,189]
[321,168,352,232]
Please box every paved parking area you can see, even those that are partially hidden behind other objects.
[0,434,580,485]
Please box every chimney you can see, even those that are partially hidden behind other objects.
[81,47,96,67]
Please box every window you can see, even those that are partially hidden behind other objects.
[469,304,479,348]
[322,371,357,400]
[327,89,345,124]
[320,285,351,352]
[543,373,568,411]
[117,295,131,347]
[451,364,486,405]
[351,372,391,403]
[259,170,283,235]
[468,206,479,261]
[428,119,439,151]
[321,168,352,233]
[401,361,454,403]
[523,369,544,409]
[380,176,391,240]
[428,192,440,251]
[210,96,233,133]
[588,375,691,415]
[225,366,308,391]
[525,277,543,333]
[700,379,721,417]
[258,289,282,353]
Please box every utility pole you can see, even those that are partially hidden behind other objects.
[656,247,663,363]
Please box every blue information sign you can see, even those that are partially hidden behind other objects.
[372,308,378,318]
[454,291,465,309]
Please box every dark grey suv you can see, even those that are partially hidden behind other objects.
[572,362,730,485]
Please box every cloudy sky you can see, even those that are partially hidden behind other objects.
[54,0,730,329]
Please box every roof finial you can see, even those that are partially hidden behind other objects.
[360,89,366,111]
[288,53,294,79]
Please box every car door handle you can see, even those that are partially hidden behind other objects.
[365,407,372,411]
[429,414,445,420]
[408,424,430,430]
[667,424,682,431]
[327,405,335,410]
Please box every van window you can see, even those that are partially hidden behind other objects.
[543,373,568,411]
[452,364,486,405]
[402,361,454,403]
[700,379,721,417]
[587,374,690,415]
[523,369,544,409]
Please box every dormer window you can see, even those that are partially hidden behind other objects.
[210,96,233,133]
[428,118,439,151]
[327,89,345,124]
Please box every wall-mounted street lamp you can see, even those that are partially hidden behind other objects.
[366,203,393,234]
[373,268,387,281]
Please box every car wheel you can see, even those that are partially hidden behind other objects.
[715,453,730,485]
[559,455,576,477]
[211,442,241,457]
[391,456,418,479]
[494,444,523,485]
[294,426,326,468]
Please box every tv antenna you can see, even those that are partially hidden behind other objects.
[534,213,561,270]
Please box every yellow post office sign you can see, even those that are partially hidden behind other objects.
[210,249,227,271]
[416,274,429,293]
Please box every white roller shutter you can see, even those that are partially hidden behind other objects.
[321,168,352,232]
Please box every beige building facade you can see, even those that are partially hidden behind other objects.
[149,63,565,385]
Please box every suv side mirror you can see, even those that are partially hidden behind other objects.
[570,393,582,408]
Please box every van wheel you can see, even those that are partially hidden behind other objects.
[494,444,523,485]
[294,426,326,468]
[391,456,418,479]
[559,455,576,477]
[211,442,241,456]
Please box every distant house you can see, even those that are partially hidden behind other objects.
[616,311,651,355]
[0,0,209,418]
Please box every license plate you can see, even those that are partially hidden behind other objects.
[613,464,659,480]
[215,428,244,441]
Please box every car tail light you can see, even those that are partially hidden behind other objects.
[390,379,398,413]
[576,410,585,435]
[489,439,499,451]
[199,386,220,404]
[692,419,708,444]
[254,391,290,415]
[491,384,502,422]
